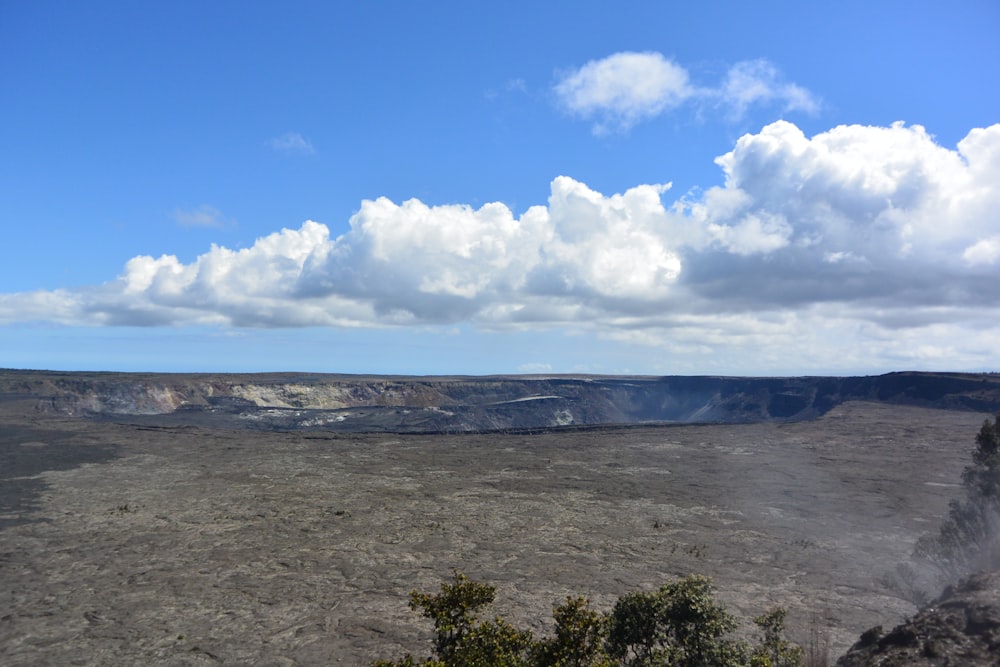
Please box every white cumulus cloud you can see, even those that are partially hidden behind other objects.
[3,120,1000,371]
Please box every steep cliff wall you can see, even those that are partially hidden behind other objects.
[2,370,998,432]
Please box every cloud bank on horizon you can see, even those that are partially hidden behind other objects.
[4,115,1000,369]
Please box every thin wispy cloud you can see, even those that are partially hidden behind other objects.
[518,362,554,373]
[718,59,819,119]
[269,132,316,155]
[485,78,530,101]
[3,120,998,370]
[554,51,692,134]
[171,205,233,229]
[553,51,819,133]
[506,78,527,93]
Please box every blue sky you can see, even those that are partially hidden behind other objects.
[2,0,999,375]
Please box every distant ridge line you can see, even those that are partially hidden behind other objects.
[2,369,998,434]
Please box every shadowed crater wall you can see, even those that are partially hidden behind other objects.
[3,369,999,433]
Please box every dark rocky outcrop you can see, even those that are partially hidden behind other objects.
[837,571,1000,667]
[2,369,999,433]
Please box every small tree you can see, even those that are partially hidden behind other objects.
[409,570,499,663]
[606,575,747,667]
[605,589,664,665]
[532,596,613,667]
[751,608,804,667]
[449,616,534,666]
[374,571,532,667]
[916,412,1000,579]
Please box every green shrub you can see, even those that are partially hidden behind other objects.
[373,572,804,667]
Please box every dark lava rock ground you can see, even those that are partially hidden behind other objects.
[0,392,993,665]
[837,571,1000,666]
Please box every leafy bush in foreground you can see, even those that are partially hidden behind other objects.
[373,571,803,667]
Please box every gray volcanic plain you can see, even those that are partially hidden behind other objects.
[1,371,999,665]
